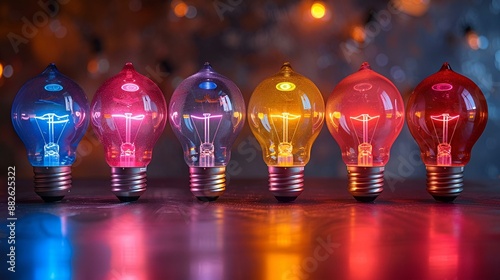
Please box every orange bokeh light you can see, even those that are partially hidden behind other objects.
[310,2,326,19]
[174,2,188,17]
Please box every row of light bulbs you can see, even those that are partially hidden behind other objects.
[11,60,488,203]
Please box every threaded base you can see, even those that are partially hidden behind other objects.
[426,166,464,202]
[190,167,226,201]
[111,167,147,202]
[347,166,384,202]
[33,166,72,202]
[269,166,304,202]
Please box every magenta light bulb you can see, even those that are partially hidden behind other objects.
[326,62,405,202]
[169,62,245,201]
[91,63,167,202]
[406,63,488,202]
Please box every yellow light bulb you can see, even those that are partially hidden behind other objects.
[248,62,325,202]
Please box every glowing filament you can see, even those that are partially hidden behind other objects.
[430,113,460,165]
[34,113,69,165]
[111,113,145,164]
[270,112,301,166]
[350,114,380,166]
[190,113,223,167]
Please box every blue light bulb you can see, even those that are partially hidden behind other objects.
[11,63,89,202]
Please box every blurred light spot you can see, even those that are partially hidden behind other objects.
[3,65,13,78]
[129,0,142,12]
[186,6,197,19]
[88,58,109,74]
[495,50,500,70]
[49,20,67,39]
[98,58,109,73]
[172,76,183,88]
[466,31,480,50]
[173,2,188,17]
[351,25,366,44]
[390,65,405,83]
[478,36,489,49]
[376,53,388,67]
[317,54,332,69]
[310,2,326,19]
[87,59,98,74]
[491,0,500,14]
[0,63,3,77]
[392,0,430,16]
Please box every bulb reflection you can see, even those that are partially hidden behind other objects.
[348,206,380,280]
[16,213,72,280]
[106,211,147,279]
[189,205,225,280]
[427,207,460,279]
[264,208,305,280]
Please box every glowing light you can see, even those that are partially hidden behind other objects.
[199,81,217,90]
[392,0,430,16]
[310,2,326,19]
[44,84,63,92]
[351,25,366,43]
[276,82,296,91]
[121,83,140,92]
[0,63,3,77]
[466,31,479,50]
[190,113,223,167]
[174,1,188,17]
[87,59,99,74]
[430,113,460,166]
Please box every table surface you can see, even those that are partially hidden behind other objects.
[1,177,500,280]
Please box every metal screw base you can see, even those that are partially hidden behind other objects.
[269,166,304,202]
[111,167,147,202]
[347,166,384,202]
[33,166,72,202]
[190,167,226,201]
[426,166,464,202]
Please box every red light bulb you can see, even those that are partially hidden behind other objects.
[91,63,167,202]
[406,63,488,202]
[326,62,405,202]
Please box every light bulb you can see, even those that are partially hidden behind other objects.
[325,62,404,202]
[11,63,89,202]
[91,62,167,202]
[169,62,245,201]
[406,63,487,202]
[248,62,325,202]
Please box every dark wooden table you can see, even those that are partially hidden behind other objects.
[1,177,500,280]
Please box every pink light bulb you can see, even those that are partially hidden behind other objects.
[406,63,488,202]
[91,63,167,202]
[326,62,405,202]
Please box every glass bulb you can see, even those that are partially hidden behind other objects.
[248,62,325,202]
[91,62,167,202]
[11,63,89,202]
[169,62,246,201]
[406,62,488,202]
[326,62,404,202]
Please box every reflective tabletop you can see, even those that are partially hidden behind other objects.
[1,178,500,280]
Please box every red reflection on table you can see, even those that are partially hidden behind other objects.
[348,206,380,280]
[427,206,460,279]
[106,212,147,280]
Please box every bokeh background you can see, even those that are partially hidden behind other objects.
[0,0,499,181]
